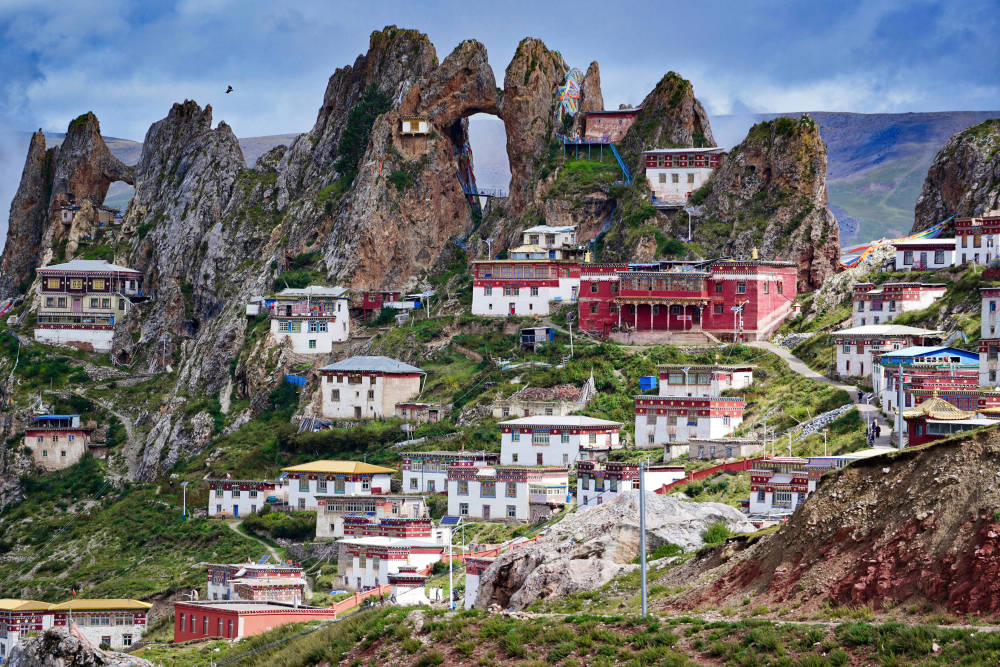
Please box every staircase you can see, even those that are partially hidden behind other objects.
[611,330,718,346]
[609,144,632,186]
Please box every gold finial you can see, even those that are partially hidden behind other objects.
[751,247,759,260]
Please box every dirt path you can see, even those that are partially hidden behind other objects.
[748,340,894,446]
[227,519,282,562]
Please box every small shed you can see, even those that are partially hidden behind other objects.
[400,117,430,135]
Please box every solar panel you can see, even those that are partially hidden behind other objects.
[256,555,271,565]
[366,511,377,518]
[439,515,462,526]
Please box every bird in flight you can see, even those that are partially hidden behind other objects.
[226,85,233,94]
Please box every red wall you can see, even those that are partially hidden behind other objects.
[173,603,338,642]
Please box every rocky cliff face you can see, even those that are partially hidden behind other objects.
[620,72,715,162]
[913,118,1000,232]
[672,430,1000,616]
[698,116,840,290]
[0,113,133,295]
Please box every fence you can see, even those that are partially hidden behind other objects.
[654,456,768,495]
[440,536,540,563]
[330,584,393,616]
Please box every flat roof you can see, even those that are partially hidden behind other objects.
[37,259,140,274]
[585,108,641,115]
[274,286,349,298]
[179,600,330,612]
[657,364,754,372]
[831,324,942,337]
[51,599,152,611]
[319,356,424,374]
[281,461,395,475]
[892,238,956,246]
[641,147,725,155]
[881,346,977,358]
[498,415,622,427]
[522,225,576,234]
[336,536,442,548]
[35,414,81,419]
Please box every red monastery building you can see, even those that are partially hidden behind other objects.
[577,259,797,342]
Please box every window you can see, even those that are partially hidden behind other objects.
[536,453,544,465]
[687,172,695,183]
[459,502,469,516]
[331,389,340,401]
[101,298,110,309]
[203,617,208,635]
[889,300,896,311]
[560,432,570,443]
[70,278,83,290]
[481,481,496,498]
[308,320,327,332]
[530,286,539,296]
[512,431,520,441]
[590,303,598,314]
[763,282,769,294]
[713,303,723,315]
[57,297,66,307]
[122,634,133,647]
[458,481,469,495]
[670,305,681,315]
[215,488,222,497]
[410,478,418,490]
[249,489,257,498]
[532,431,548,445]
[777,280,783,294]
[484,285,492,296]
[46,278,61,290]
[589,433,597,445]
[68,435,74,442]
[190,615,195,632]
[232,489,240,498]
[903,250,913,265]
[90,298,99,308]
[228,620,234,638]
[506,482,517,497]
[308,339,317,349]
[179,613,185,630]
[512,452,518,463]
[506,505,517,518]
[299,476,309,492]
[279,321,292,332]
[934,250,944,264]
[671,173,679,183]
[658,173,666,184]
[45,296,54,307]
[737,282,746,294]
[503,286,518,296]
[722,416,730,426]
[317,478,327,493]
[119,299,126,310]
[367,390,375,399]
[92,278,105,290]
[714,282,723,294]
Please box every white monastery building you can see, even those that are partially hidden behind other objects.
[205,561,307,603]
[282,460,394,510]
[498,415,622,466]
[207,479,284,518]
[400,450,499,494]
[337,537,443,590]
[576,461,685,509]
[319,356,424,420]
[470,258,582,317]
[267,286,350,354]
[23,414,98,471]
[641,148,725,207]
[851,282,946,327]
[314,495,429,540]
[447,462,570,522]
[830,324,942,379]
[893,238,956,271]
[655,364,754,397]
[634,395,744,447]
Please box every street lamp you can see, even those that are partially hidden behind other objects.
[639,459,647,617]
[822,428,829,456]
[181,481,189,520]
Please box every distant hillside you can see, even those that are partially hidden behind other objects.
[713,111,1000,245]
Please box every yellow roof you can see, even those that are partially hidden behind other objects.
[902,395,974,421]
[51,599,152,611]
[281,460,395,475]
[0,599,51,611]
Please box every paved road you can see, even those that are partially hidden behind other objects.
[227,519,282,562]
[748,340,894,447]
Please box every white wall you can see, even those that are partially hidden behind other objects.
[471,277,579,317]
[956,234,1000,265]
[25,431,88,471]
[852,290,945,327]
[343,551,441,590]
[403,470,447,493]
[34,327,114,352]
[634,413,741,447]
[287,474,392,510]
[270,317,348,353]
[645,166,714,201]
[894,245,955,271]
[499,430,619,466]
[72,618,145,651]
[207,487,273,518]
[446,475,569,521]
[320,374,421,419]
[577,469,684,509]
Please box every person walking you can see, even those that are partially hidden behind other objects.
[875,422,882,440]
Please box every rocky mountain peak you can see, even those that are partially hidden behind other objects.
[0,111,134,295]
[500,37,569,223]
[699,115,840,289]
[620,71,715,161]
[912,118,1000,232]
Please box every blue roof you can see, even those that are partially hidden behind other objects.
[36,414,80,419]
[319,355,424,374]
[879,346,979,364]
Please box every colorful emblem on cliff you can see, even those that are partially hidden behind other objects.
[554,68,584,122]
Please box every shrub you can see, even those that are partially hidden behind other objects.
[701,522,732,545]
[414,650,444,666]
[388,170,415,190]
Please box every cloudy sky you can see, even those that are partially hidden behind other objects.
[1,0,999,229]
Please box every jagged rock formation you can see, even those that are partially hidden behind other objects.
[620,72,715,162]
[698,116,840,290]
[0,131,51,295]
[671,429,1000,616]
[0,113,133,296]
[913,118,1000,232]
[474,493,754,610]
[6,629,153,667]
[571,61,604,136]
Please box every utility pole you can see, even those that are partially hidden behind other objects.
[639,460,648,617]
[181,481,189,520]
[822,428,829,456]
[896,363,904,450]
[568,321,574,358]
[448,531,454,610]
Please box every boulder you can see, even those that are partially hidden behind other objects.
[6,629,154,667]
[474,492,754,610]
